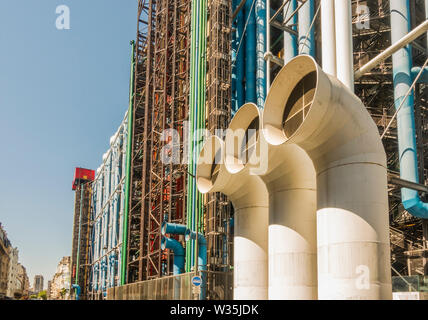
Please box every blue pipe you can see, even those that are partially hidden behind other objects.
[412,66,428,83]
[232,0,238,114]
[298,0,315,56]
[245,0,257,103]
[185,229,207,299]
[162,221,187,236]
[161,237,185,275]
[284,0,298,63]
[72,284,81,300]
[255,0,266,108]
[391,0,428,218]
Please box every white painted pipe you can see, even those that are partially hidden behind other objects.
[263,55,391,300]
[334,0,354,90]
[355,19,428,80]
[224,103,318,300]
[197,136,269,300]
[321,0,337,76]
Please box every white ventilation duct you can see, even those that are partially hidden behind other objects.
[196,136,269,300]
[224,103,317,300]
[263,55,391,299]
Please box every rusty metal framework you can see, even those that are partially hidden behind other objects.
[127,0,156,283]
[126,0,191,283]
[70,183,92,299]
[204,0,234,299]
[147,0,190,280]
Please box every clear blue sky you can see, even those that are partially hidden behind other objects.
[0,0,137,288]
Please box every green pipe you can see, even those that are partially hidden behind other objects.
[186,0,197,272]
[120,41,136,285]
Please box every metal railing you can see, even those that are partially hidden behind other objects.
[107,271,233,300]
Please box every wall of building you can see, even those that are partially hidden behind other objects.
[0,225,11,298]
[6,247,20,298]
[50,256,71,300]
[89,112,127,298]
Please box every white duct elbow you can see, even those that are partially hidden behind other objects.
[224,103,317,300]
[263,55,391,300]
[197,135,269,300]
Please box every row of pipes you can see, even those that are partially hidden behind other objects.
[322,0,428,217]
[197,55,391,299]
[90,113,128,296]
[186,0,207,274]
[109,0,428,300]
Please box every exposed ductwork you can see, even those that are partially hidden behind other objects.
[263,55,391,299]
[390,0,428,218]
[196,136,269,300]
[224,102,317,300]
[198,55,392,300]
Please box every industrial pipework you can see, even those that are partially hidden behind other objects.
[391,0,428,218]
[197,136,269,300]
[161,222,187,275]
[224,102,317,300]
[263,55,391,299]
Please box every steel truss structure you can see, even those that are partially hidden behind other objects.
[71,183,92,300]
[126,0,191,283]
[204,0,234,299]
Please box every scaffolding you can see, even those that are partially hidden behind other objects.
[70,182,92,300]
[126,0,156,283]
[204,0,234,299]
[126,0,191,283]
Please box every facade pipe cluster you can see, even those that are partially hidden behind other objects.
[263,55,391,299]
[197,136,269,300]
[224,103,317,299]
[283,0,298,63]
[298,0,315,56]
[391,0,428,218]
[245,0,257,104]
[120,41,135,285]
[161,222,187,275]
[198,55,392,300]
[187,0,207,273]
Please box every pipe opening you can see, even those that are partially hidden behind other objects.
[225,103,261,173]
[196,136,223,194]
[241,117,260,165]
[282,71,317,137]
[210,149,222,185]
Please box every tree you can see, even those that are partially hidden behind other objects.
[37,290,47,300]
[60,288,67,300]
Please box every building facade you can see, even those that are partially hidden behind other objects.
[33,275,44,293]
[17,264,30,298]
[50,256,71,300]
[0,224,11,298]
[6,247,20,298]
[89,112,127,299]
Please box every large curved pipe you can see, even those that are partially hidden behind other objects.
[196,136,269,300]
[263,55,391,300]
[225,103,317,300]
[161,237,185,275]
[391,0,428,218]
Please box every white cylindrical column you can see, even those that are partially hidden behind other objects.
[197,136,269,300]
[225,103,318,300]
[321,0,337,76]
[263,55,391,300]
[334,0,354,90]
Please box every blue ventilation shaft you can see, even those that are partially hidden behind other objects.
[391,0,428,218]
